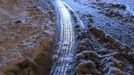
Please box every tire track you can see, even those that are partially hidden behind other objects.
[51,0,75,75]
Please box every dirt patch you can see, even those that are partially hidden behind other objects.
[70,8,134,74]
[0,0,56,75]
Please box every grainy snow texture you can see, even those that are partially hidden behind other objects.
[1,0,134,75]
[65,0,134,49]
